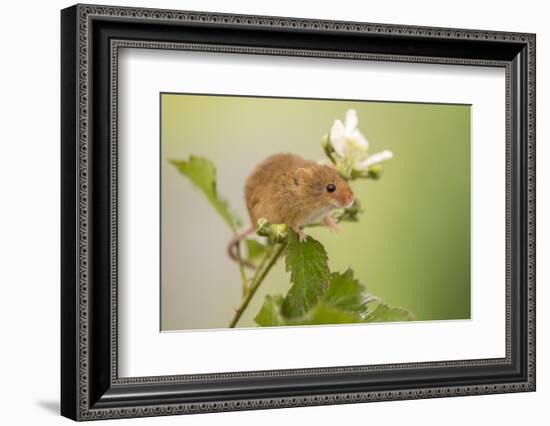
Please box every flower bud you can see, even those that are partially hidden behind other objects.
[256,218,288,243]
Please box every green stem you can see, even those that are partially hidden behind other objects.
[254,241,276,276]
[237,242,248,296]
[229,243,286,328]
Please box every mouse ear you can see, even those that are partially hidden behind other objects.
[294,167,314,185]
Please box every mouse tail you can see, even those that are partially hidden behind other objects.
[227,226,255,269]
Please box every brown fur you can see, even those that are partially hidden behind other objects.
[228,154,355,267]
[245,153,354,230]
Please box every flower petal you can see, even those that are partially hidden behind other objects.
[344,109,358,133]
[329,119,346,156]
[351,129,369,150]
[357,150,394,168]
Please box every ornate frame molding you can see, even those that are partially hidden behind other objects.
[61,4,535,421]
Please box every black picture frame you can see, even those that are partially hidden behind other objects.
[61,3,536,421]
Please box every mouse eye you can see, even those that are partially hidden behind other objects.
[326,183,336,193]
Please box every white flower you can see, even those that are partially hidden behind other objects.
[329,109,369,156]
[329,109,393,173]
[357,149,394,169]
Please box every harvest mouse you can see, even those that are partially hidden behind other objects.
[228,153,355,267]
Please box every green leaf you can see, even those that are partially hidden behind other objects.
[255,265,415,327]
[297,303,362,325]
[170,156,241,231]
[365,302,415,322]
[322,269,371,315]
[254,234,415,327]
[254,295,285,326]
[282,230,330,318]
[255,296,360,327]
[245,239,268,262]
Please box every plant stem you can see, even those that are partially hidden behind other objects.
[228,243,286,328]
[237,242,248,296]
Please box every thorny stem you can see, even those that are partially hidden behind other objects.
[228,243,286,328]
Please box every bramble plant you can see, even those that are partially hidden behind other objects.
[171,109,414,328]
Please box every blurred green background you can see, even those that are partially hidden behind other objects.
[160,93,471,331]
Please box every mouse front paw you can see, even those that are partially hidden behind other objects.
[323,216,341,234]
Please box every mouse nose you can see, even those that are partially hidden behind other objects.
[342,193,355,208]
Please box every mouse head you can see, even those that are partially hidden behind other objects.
[293,164,355,210]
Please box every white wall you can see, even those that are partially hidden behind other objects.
[0,0,546,424]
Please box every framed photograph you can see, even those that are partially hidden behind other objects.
[61,4,536,421]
